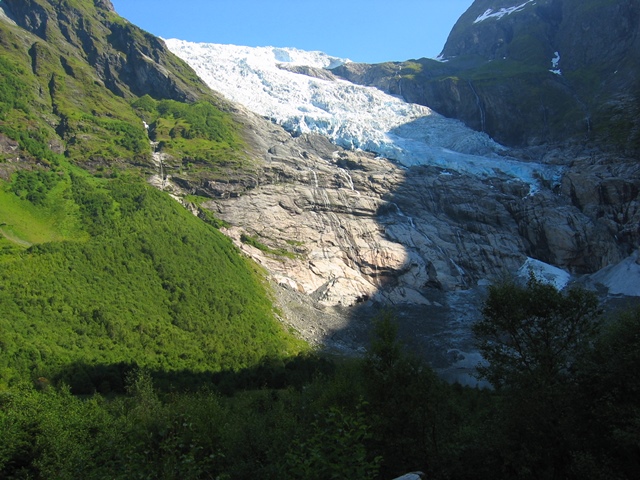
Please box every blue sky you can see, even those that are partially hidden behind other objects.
[110,1,474,63]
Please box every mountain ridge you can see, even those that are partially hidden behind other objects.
[335,0,640,153]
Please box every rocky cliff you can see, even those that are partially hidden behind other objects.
[1,0,209,102]
[157,6,638,372]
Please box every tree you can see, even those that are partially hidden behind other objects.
[473,274,601,390]
[472,275,603,479]
[570,306,640,479]
[284,402,381,480]
[364,311,444,478]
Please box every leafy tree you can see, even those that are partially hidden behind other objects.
[473,274,602,390]
[569,307,640,479]
[11,169,61,205]
[364,311,444,478]
[472,275,603,479]
[0,57,30,118]
[284,401,381,480]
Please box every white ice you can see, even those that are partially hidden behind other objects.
[589,251,640,296]
[518,257,572,290]
[165,39,562,190]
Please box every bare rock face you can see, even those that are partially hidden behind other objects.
[203,136,416,308]
[136,78,634,382]
[94,0,115,12]
[161,108,624,312]
[560,155,640,251]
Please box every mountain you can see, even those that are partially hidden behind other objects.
[163,36,636,378]
[335,0,640,153]
[1,0,638,380]
[0,0,305,389]
[163,34,639,286]
[1,0,207,102]
[1,2,638,478]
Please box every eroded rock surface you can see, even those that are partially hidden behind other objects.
[158,107,626,314]
[138,76,637,385]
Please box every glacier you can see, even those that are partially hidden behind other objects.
[165,39,561,190]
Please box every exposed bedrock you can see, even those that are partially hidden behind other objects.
[166,111,630,309]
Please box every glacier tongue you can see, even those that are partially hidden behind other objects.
[165,39,558,186]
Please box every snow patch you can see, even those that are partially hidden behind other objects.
[589,251,640,296]
[474,1,535,24]
[549,51,562,75]
[518,257,571,290]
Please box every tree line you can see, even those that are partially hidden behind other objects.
[1,273,638,479]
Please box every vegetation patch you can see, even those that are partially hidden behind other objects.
[241,232,297,259]
[2,299,637,479]
[0,172,86,246]
[0,174,305,390]
[132,95,249,173]
[399,61,424,80]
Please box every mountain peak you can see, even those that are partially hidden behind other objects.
[95,0,115,11]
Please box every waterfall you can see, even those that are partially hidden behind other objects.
[150,141,166,190]
[391,202,415,228]
[309,169,319,188]
[467,81,486,132]
[450,258,466,277]
[338,168,355,191]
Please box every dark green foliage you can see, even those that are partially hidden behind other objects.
[470,277,639,480]
[0,57,30,119]
[1,303,638,479]
[0,125,63,166]
[131,95,246,169]
[11,169,61,205]
[84,115,149,156]
[0,174,302,390]
[285,402,382,480]
[363,312,450,478]
[154,99,235,143]
[240,232,296,258]
[196,206,231,229]
[474,274,602,390]
[69,172,116,234]
[570,307,640,479]
[0,326,424,480]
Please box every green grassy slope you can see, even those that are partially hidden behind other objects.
[0,0,305,392]
[0,0,247,169]
[0,170,304,390]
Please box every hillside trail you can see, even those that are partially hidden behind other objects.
[0,226,32,247]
